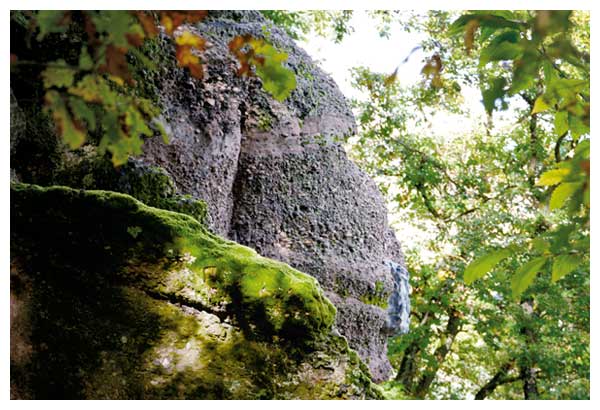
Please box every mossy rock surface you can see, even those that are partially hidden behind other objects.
[10,183,382,399]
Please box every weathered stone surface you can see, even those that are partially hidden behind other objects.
[10,183,382,399]
[136,11,406,381]
[9,10,409,384]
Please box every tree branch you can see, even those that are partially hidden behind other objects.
[475,361,520,400]
[554,131,568,163]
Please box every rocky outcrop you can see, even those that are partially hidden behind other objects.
[11,183,382,399]
[137,11,407,381]
[9,10,409,387]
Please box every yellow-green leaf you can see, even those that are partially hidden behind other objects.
[554,111,569,136]
[107,135,144,166]
[550,182,580,210]
[36,10,69,40]
[250,39,296,101]
[537,168,570,186]
[384,68,398,87]
[532,96,551,114]
[531,237,550,252]
[42,60,75,89]
[79,46,94,71]
[511,256,547,298]
[551,254,580,282]
[44,91,86,149]
[464,248,512,285]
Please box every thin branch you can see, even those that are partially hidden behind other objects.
[554,131,568,163]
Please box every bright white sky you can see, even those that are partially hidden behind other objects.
[298,12,426,97]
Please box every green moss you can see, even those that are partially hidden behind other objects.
[296,61,315,82]
[55,155,207,224]
[11,182,333,342]
[129,36,174,105]
[256,110,274,131]
[334,277,350,298]
[360,280,390,309]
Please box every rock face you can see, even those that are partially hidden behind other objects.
[137,11,407,381]
[11,183,381,399]
[9,10,409,390]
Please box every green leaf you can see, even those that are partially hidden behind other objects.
[511,256,548,298]
[551,254,581,282]
[450,13,524,36]
[509,48,540,94]
[532,96,551,114]
[464,248,512,285]
[107,135,144,166]
[79,46,94,71]
[569,115,590,139]
[91,11,136,48]
[549,224,576,254]
[542,61,558,84]
[480,42,522,66]
[554,111,569,136]
[574,139,590,158]
[537,168,570,186]
[41,60,75,89]
[531,237,550,252]
[550,182,580,210]
[69,75,117,106]
[69,97,96,131]
[36,10,69,40]
[250,40,297,101]
[481,77,507,114]
[127,226,143,239]
[124,106,152,138]
[479,32,522,66]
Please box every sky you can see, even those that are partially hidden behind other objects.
[298,12,426,98]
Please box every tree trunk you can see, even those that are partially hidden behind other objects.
[395,341,421,391]
[519,299,540,399]
[412,309,462,398]
[520,366,539,399]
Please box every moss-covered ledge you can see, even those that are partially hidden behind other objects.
[10,183,382,399]
[11,182,335,341]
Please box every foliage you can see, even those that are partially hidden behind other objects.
[430,10,590,297]
[345,10,589,399]
[229,34,296,101]
[261,10,354,43]
[11,10,297,165]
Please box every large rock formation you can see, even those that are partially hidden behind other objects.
[137,11,408,381]
[10,10,409,394]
